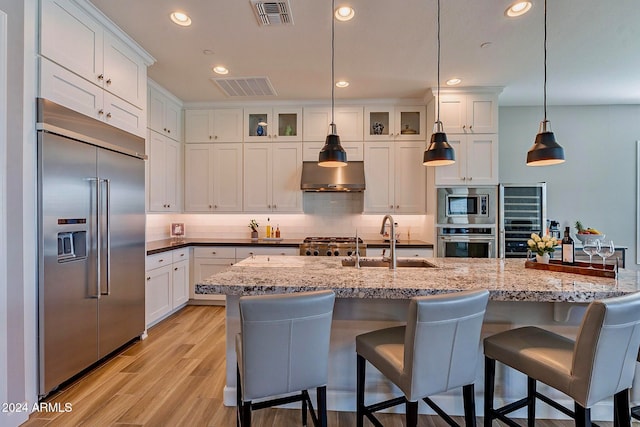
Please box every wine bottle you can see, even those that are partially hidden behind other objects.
[562,226,574,265]
[266,217,271,238]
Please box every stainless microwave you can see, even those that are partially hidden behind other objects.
[437,187,497,225]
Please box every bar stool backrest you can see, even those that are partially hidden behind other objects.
[238,290,336,401]
[572,292,640,408]
[403,289,489,400]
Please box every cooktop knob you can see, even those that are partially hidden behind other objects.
[313,250,319,256]
[347,250,353,256]
[305,250,312,256]
[326,250,333,256]
[333,250,340,256]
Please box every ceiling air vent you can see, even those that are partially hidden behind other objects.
[211,77,277,97]
[250,0,294,26]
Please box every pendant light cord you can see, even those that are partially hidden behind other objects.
[331,0,335,126]
[543,0,547,122]
[436,0,441,124]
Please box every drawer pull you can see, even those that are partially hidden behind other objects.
[146,277,150,281]
[159,259,164,262]
[174,267,178,271]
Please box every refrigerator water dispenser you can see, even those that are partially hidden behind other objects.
[57,230,87,262]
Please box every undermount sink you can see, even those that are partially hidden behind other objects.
[341,258,437,268]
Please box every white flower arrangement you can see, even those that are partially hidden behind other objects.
[527,233,559,256]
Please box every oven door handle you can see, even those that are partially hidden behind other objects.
[439,236,495,242]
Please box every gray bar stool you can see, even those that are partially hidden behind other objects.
[629,350,640,421]
[356,289,490,427]
[484,292,640,427]
[236,290,336,427]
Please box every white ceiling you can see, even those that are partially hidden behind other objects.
[89,0,640,106]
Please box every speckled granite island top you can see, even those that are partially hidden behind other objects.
[195,256,640,302]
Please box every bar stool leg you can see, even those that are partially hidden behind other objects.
[574,402,591,427]
[302,391,308,427]
[356,354,366,427]
[613,389,630,427]
[317,386,327,427]
[484,357,496,427]
[462,384,477,427]
[527,377,536,427]
[236,367,242,427]
[406,400,418,427]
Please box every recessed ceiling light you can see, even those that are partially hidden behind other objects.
[213,66,229,75]
[446,78,462,86]
[480,42,492,49]
[505,1,532,17]
[170,11,192,26]
[202,49,214,55]
[335,6,355,21]
[335,81,349,88]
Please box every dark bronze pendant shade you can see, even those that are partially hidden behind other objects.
[423,0,455,167]
[526,120,564,166]
[319,124,347,167]
[423,121,455,166]
[318,0,347,167]
[526,0,565,166]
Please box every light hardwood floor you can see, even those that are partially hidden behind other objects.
[23,305,615,426]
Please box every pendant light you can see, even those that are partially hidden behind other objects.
[423,0,455,167]
[526,0,565,166]
[318,0,347,167]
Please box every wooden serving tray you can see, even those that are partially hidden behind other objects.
[525,259,617,278]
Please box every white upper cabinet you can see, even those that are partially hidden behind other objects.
[364,141,425,214]
[437,91,499,134]
[148,83,182,141]
[364,105,426,141]
[40,58,146,137]
[434,134,499,186]
[243,142,302,213]
[303,106,363,141]
[147,130,180,212]
[244,107,302,142]
[40,0,148,109]
[184,109,243,142]
[183,143,243,212]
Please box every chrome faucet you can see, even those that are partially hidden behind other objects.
[354,229,361,269]
[380,215,396,270]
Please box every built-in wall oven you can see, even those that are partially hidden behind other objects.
[437,187,498,258]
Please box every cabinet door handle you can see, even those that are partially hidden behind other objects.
[273,204,276,209]
[106,78,112,85]
[146,276,151,281]
[167,129,170,133]
[214,135,218,140]
[212,251,217,254]
[390,205,393,209]
[396,205,400,209]
[209,135,212,140]
[164,128,167,131]
[174,267,178,271]
[209,205,212,209]
[167,204,171,207]
[159,259,164,263]
[469,125,473,131]
[462,125,466,130]
[180,253,184,257]
[98,109,104,115]
[106,112,112,119]
[468,177,473,181]
[214,205,218,209]
[97,74,104,81]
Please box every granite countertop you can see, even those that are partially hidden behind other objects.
[146,238,433,255]
[195,256,640,303]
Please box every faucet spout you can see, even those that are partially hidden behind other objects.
[380,215,396,270]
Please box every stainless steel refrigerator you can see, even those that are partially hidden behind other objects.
[499,183,547,258]
[37,98,146,396]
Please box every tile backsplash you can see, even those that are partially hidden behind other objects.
[147,193,434,243]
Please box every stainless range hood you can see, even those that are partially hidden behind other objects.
[300,161,365,192]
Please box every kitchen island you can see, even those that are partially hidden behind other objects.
[196,256,640,420]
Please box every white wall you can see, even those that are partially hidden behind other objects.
[0,1,37,426]
[0,7,8,426]
[499,105,640,268]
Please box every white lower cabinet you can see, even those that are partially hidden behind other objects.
[191,247,235,303]
[364,141,426,213]
[191,246,298,303]
[145,248,190,327]
[366,247,433,258]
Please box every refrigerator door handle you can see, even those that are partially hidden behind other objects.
[103,178,111,296]
[89,177,101,299]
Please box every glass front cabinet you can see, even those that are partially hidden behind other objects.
[244,107,302,142]
[364,105,426,141]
